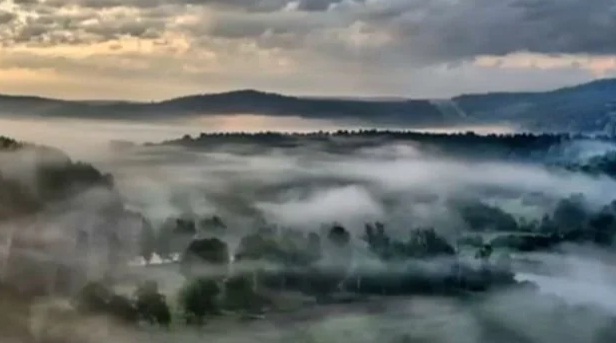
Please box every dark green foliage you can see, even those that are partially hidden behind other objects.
[486,195,616,251]
[40,161,113,195]
[181,238,230,278]
[135,281,171,326]
[458,201,519,232]
[571,151,616,178]
[490,233,560,252]
[223,274,264,312]
[364,224,455,261]
[0,136,22,150]
[364,222,391,258]
[184,238,229,264]
[178,278,221,325]
[552,194,588,233]
[407,228,456,258]
[168,130,571,162]
[588,212,616,246]
[235,232,284,262]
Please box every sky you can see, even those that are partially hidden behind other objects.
[0,0,616,101]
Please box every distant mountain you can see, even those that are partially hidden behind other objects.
[453,78,616,132]
[2,79,616,132]
[0,89,450,128]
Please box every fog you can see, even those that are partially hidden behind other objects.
[0,116,513,160]
[3,116,616,342]
[97,138,616,234]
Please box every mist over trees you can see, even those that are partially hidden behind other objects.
[4,131,616,342]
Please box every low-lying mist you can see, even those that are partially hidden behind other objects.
[100,138,616,233]
[3,118,616,343]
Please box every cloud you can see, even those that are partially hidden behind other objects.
[7,0,616,59]
[0,11,16,24]
[1,0,616,98]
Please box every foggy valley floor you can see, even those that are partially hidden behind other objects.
[3,124,616,342]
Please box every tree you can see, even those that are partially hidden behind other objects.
[223,274,263,312]
[181,238,230,278]
[588,212,616,246]
[458,200,518,232]
[178,278,221,325]
[364,222,391,260]
[552,194,588,233]
[407,228,455,258]
[135,281,171,326]
[235,233,283,262]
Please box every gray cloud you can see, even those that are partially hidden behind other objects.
[379,0,616,62]
[0,11,16,25]
[2,0,616,99]
[185,0,616,67]
[7,0,616,62]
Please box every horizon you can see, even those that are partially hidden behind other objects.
[1,76,612,103]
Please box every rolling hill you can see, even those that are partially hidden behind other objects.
[2,78,616,132]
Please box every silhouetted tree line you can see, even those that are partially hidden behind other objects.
[164,130,588,160]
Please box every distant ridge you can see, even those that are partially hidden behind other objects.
[1,78,616,132]
[453,78,616,132]
[0,89,449,128]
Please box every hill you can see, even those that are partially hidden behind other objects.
[454,78,616,132]
[2,78,616,132]
[0,90,449,127]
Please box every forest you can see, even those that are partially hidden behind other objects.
[3,131,616,342]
